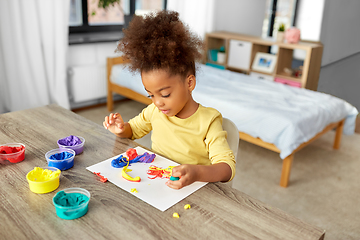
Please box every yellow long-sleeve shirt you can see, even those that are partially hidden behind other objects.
[128,103,236,181]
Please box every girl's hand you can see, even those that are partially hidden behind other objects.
[103,113,125,135]
[166,164,199,190]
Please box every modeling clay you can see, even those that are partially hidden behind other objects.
[173,212,180,218]
[53,191,89,207]
[130,152,156,163]
[49,152,74,160]
[111,155,128,168]
[58,135,82,146]
[53,189,90,220]
[164,166,175,177]
[111,152,156,168]
[121,161,141,182]
[0,145,24,154]
[27,167,61,182]
[0,145,25,163]
[126,148,138,160]
[48,155,74,170]
[170,176,180,181]
[138,152,156,163]
[130,188,138,193]
[184,204,191,209]
[93,172,108,182]
[147,165,175,179]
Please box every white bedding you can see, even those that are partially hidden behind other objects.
[111,64,358,159]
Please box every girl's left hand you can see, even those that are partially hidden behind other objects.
[166,164,199,190]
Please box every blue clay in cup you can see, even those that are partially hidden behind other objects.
[45,149,75,171]
[53,188,90,220]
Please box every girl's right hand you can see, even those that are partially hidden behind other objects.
[103,113,125,135]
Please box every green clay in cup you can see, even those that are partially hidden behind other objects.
[53,188,90,220]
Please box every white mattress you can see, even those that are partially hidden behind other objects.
[111,64,358,159]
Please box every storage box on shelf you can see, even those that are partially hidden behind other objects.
[205,35,227,69]
[250,72,274,82]
[227,39,252,71]
[204,31,323,90]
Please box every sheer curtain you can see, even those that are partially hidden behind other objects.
[0,0,70,114]
[167,0,215,40]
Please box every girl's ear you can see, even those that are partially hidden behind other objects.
[187,75,196,92]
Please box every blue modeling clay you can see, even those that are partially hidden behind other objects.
[111,155,128,168]
[49,152,74,160]
[170,176,180,181]
[48,152,74,170]
[111,152,156,168]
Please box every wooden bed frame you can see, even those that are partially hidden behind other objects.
[106,56,345,188]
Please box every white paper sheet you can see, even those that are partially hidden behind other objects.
[86,147,208,212]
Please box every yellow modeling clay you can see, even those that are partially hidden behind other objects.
[164,166,175,178]
[130,188,138,193]
[121,161,141,182]
[27,167,61,182]
[184,204,191,209]
[147,165,176,179]
[173,212,180,218]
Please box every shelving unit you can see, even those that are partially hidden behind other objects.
[204,31,323,90]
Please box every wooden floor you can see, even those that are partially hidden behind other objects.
[356,116,360,134]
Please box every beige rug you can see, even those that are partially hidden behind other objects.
[75,100,360,240]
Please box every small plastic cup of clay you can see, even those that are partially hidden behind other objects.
[45,148,75,171]
[26,167,61,194]
[0,143,26,164]
[57,136,85,155]
[52,187,91,220]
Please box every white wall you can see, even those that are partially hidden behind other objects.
[319,0,360,66]
[213,0,266,36]
[67,42,119,108]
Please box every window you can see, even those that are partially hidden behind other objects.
[69,0,167,34]
[262,0,298,38]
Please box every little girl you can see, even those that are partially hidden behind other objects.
[104,10,236,190]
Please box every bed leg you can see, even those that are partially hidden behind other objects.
[280,154,294,188]
[333,119,344,149]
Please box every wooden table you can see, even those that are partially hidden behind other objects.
[0,105,325,240]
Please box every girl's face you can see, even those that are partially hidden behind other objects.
[141,69,197,119]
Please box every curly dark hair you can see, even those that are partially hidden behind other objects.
[116,10,204,78]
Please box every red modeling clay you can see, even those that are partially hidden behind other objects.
[0,145,24,154]
[147,165,173,179]
[93,172,108,182]
[100,176,108,183]
[0,145,25,163]
[126,148,138,160]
